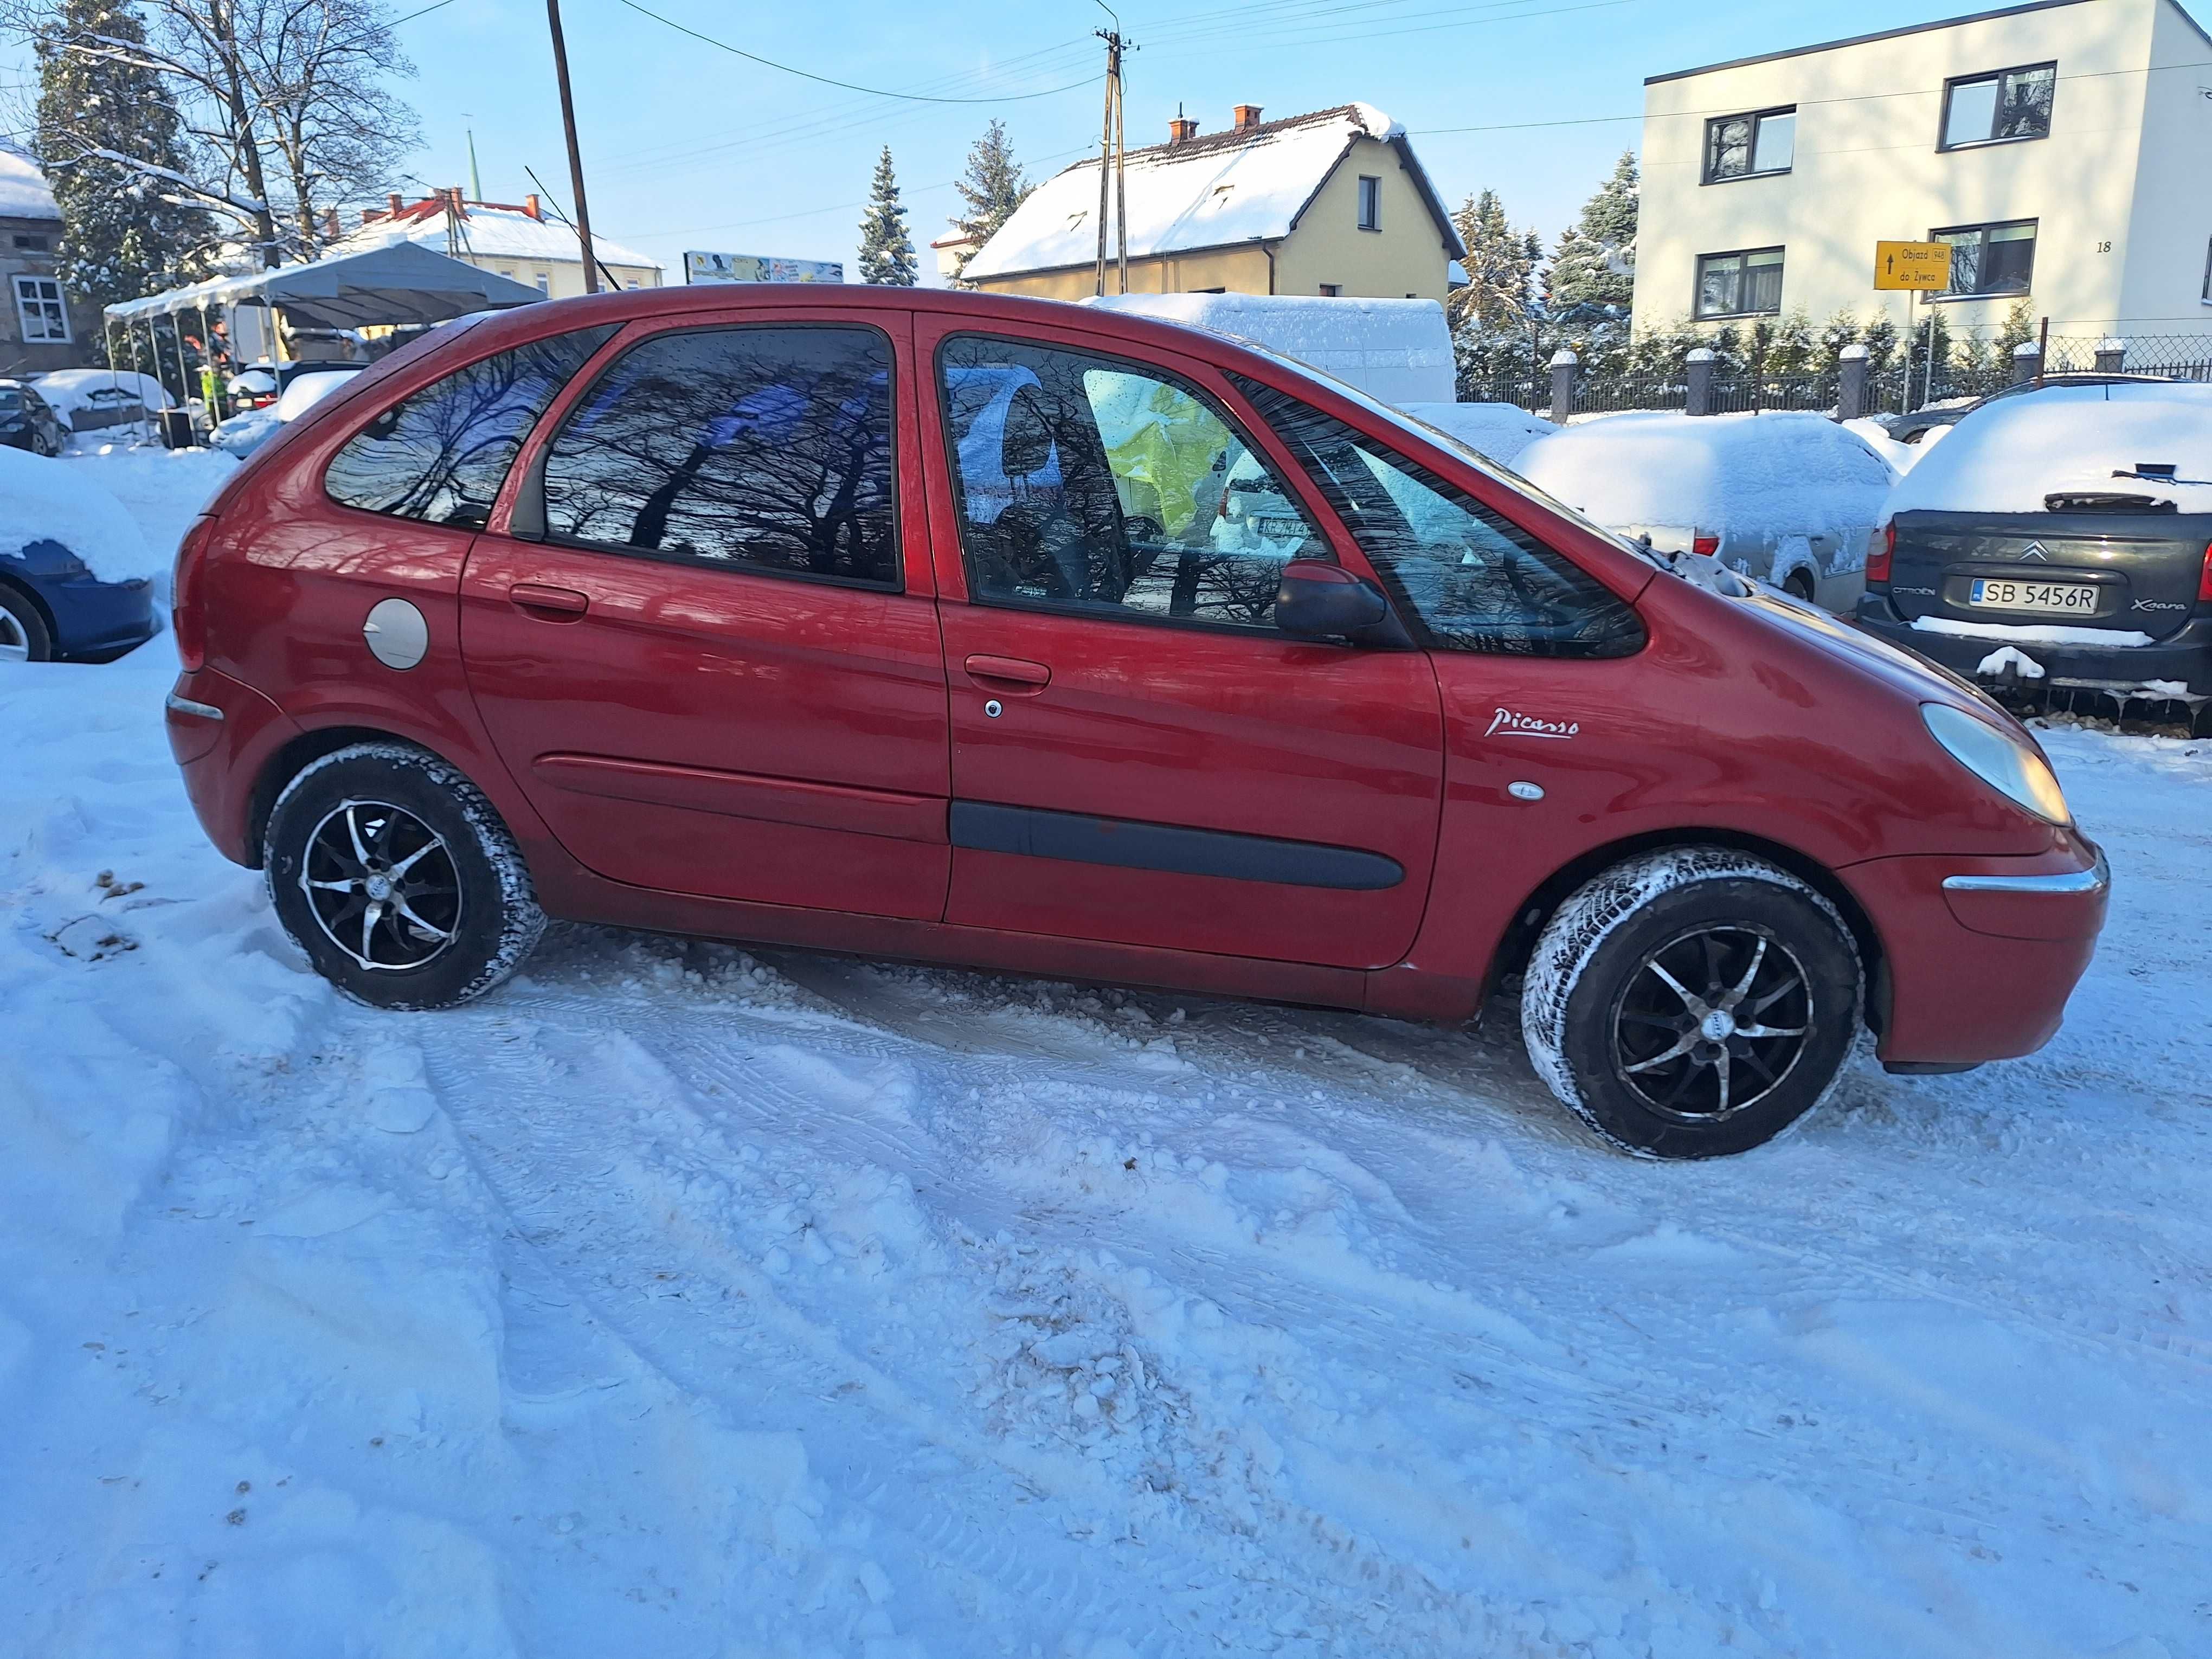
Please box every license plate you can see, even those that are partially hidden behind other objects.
[1967,578,2099,615]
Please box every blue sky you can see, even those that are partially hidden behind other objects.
[3,1,2158,277]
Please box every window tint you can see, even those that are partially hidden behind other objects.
[1934,220,2037,297]
[1942,62,2054,147]
[542,325,898,586]
[326,325,614,528]
[938,335,1328,630]
[1236,377,1643,659]
[1695,247,1784,318]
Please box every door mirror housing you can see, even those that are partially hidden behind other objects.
[1276,558,1403,645]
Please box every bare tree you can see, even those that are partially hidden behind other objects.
[245,0,418,257]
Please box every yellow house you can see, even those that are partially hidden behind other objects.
[961,103,1465,303]
[333,189,664,300]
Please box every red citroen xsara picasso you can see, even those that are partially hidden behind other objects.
[164,287,2107,1158]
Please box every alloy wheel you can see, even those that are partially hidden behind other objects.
[299,798,463,971]
[1610,924,1813,1121]
[0,608,30,664]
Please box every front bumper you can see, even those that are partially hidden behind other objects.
[1841,836,2109,1066]
[1855,595,2212,697]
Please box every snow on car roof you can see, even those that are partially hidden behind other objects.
[0,446,154,583]
[1085,292,1455,406]
[1887,382,2212,516]
[1514,412,1898,536]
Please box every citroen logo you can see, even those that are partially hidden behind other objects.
[2017,542,2052,562]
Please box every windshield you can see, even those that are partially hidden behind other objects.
[1213,335,1670,571]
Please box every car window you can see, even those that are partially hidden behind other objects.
[938,333,1328,631]
[324,325,614,529]
[542,324,898,588]
[1240,380,1644,659]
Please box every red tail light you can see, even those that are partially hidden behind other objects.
[172,515,216,671]
[2198,540,2212,604]
[1867,522,1895,586]
[1692,532,1720,557]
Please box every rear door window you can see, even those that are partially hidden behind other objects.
[938,333,1328,629]
[324,325,615,528]
[539,324,898,588]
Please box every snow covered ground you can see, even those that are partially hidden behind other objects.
[5,446,2210,1658]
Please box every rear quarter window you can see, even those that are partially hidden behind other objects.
[324,325,616,529]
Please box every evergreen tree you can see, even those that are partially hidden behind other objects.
[949,118,1031,280]
[1449,189,1538,332]
[1547,150,1637,311]
[857,145,916,287]
[31,0,211,326]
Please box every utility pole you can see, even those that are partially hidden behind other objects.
[545,0,600,294]
[1092,15,1133,297]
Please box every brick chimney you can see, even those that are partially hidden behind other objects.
[1232,103,1263,131]
[1168,104,1198,144]
[524,193,543,221]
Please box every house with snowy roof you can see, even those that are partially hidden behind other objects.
[1,148,95,376]
[332,189,662,300]
[961,103,1466,305]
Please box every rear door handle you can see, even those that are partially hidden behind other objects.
[510,582,590,620]
[963,654,1052,692]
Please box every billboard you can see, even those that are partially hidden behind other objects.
[684,251,844,285]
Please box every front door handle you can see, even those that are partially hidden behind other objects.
[510,582,590,621]
[963,653,1051,692]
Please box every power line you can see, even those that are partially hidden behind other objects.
[614,0,1101,103]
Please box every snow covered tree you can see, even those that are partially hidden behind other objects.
[948,118,1031,280]
[1449,189,1537,332]
[30,0,213,318]
[1547,150,1637,312]
[857,145,916,287]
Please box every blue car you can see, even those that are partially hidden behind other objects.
[0,536,159,663]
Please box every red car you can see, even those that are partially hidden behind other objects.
[164,287,2107,1159]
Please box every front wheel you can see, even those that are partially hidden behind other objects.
[1520,850,1861,1159]
[0,585,53,663]
[263,742,545,1010]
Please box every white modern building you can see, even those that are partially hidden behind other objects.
[1634,0,2212,345]
[329,189,662,299]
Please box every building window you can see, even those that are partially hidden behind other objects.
[534,272,550,295]
[1694,247,1784,318]
[1703,107,1796,183]
[12,274,69,344]
[12,233,50,251]
[1940,62,2056,149]
[1356,176,1381,232]
[1319,283,1342,297]
[1932,220,2037,298]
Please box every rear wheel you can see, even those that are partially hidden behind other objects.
[263,742,544,1009]
[1520,849,1861,1158]
[0,585,53,663]
[1782,569,1817,603]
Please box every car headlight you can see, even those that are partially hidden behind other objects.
[1921,703,2072,826]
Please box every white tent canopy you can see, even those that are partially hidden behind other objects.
[104,239,544,329]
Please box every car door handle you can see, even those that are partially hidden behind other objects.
[509,582,590,620]
[963,654,1051,691]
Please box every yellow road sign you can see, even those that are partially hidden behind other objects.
[1875,240,1953,292]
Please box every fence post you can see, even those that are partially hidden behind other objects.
[1836,344,1869,422]
[2094,337,2127,374]
[1548,349,1578,425]
[2011,339,2043,385]
[1684,348,1715,417]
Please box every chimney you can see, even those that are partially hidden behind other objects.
[524,192,543,221]
[1233,103,1263,131]
[1168,102,1198,144]
[448,185,467,215]
[375,190,400,220]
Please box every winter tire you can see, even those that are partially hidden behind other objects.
[0,584,53,664]
[263,742,544,1010]
[1520,848,1861,1159]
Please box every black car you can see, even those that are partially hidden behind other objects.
[0,379,66,456]
[1858,383,2212,711]
[1888,373,2175,445]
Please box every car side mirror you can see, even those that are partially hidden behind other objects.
[1275,558,1401,644]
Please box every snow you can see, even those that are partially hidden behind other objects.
[1841,416,1923,474]
[966,105,1406,279]
[30,370,168,427]
[6,445,2212,1656]
[1515,413,1898,570]
[1887,383,2212,515]
[1914,615,2156,648]
[1396,401,1558,466]
[1089,292,1455,404]
[1975,645,2048,679]
[0,447,153,587]
[329,205,659,274]
[272,368,360,422]
[0,144,60,218]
